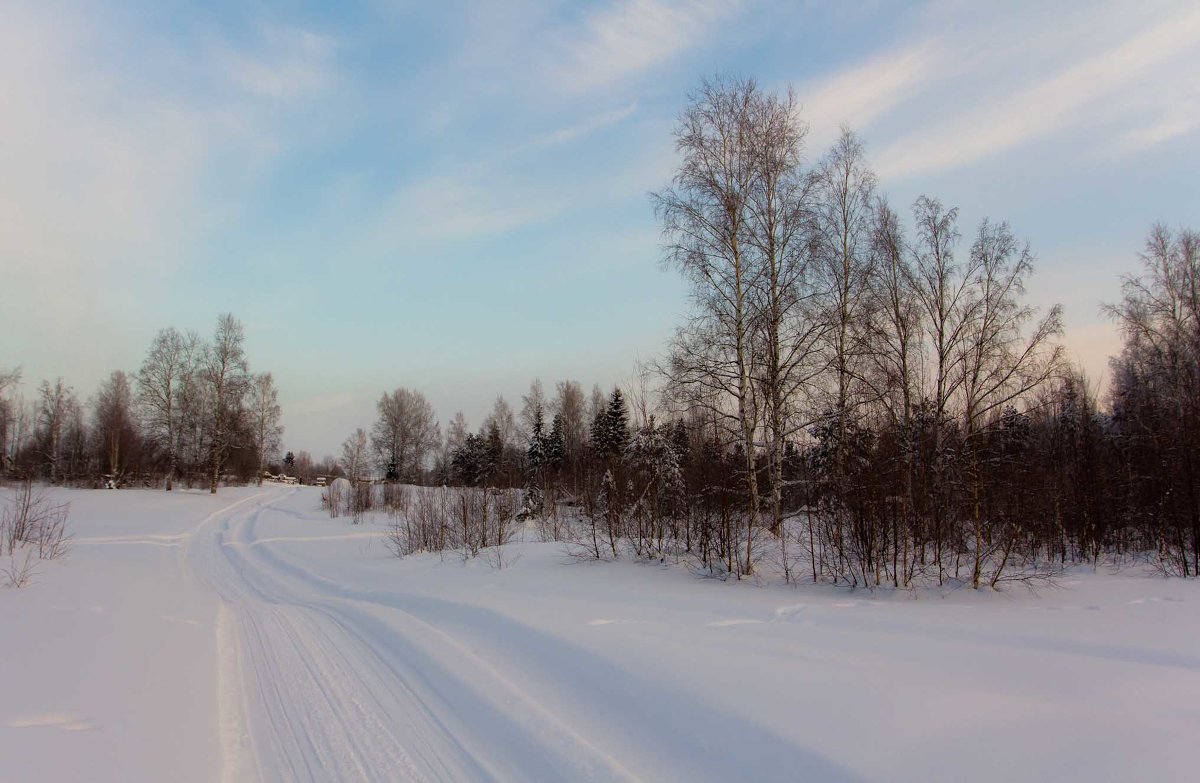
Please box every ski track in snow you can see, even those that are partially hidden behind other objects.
[185,488,642,783]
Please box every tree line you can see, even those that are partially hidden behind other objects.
[0,313,283,494]
[344,76,1198,586]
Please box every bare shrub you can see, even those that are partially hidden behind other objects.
[2,549,36,588]
[1,478,71,588]
[382,482,410,517]
[3,478,71,561]
[382,486,519,567]
[387,486,447,556]
[350,480,373,524]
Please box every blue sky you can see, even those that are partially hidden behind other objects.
[3,0,1198,457]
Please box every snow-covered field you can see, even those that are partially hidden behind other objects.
[1,485,1197,782]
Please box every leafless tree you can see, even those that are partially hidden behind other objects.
[446,412,469,455]
[859,198,923,584]
[295,450,315,485]
[742,85,825,560]
[204,314,249,494]
[907,196,973,581]
[36,379,76,484]
[249,372,284,485]
[182,332,209,483]
[1105,224,1200,575]
[371,387,439,482]
[810,131,878,580]
[91,370,139,481]
[654,74,765,575]
[552,381,587,461]
[0,367,20,473]
[137,328,190,489]
[340,427,369,481]
[957,220,1063,587]
[483,395,516,454]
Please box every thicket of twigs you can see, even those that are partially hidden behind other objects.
[1,477,71,588]
[322,481,522,566]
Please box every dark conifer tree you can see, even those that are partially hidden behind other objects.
[546,414,565,472]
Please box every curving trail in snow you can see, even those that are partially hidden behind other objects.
[186,488,860,782]
[185,488,646,783]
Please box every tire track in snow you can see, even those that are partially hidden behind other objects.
[188,492,432,782]
[187,488,639,783]
[218,497,861,783]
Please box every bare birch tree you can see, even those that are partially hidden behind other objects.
[371,387,438,482]
[0,367,19,473]
[340,428,369,481]
[908,196,974,581]
[137,328,189,490]
[204,314,249,494]
[861,198,923,584]
[654,75,764,576]
[958,219,1063,587]
[742,85,825,555]
[249,372,284,485]
[92,370,138,480]
[812,129,877,446]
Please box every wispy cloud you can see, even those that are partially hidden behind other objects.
[551,0,741,92]
[872,5,1200,179]
[215,26,337,101]
[376,175,563,244]
[1120,113,1199,153]
[289,391,360,417]
[535,102,639,146]
[796,41,937,151]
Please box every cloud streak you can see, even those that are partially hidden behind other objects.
[551,0,740,92]
[375,175,563,245]
[871,5,1200,179]
[215,26,338,100]
[536,102,639,147]
[796,41,937,151]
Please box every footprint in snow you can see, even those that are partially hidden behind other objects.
[773,604,807,622]
[4,714,98,731]
[706,619,766,627]
[162,615,201,626]
[586,618,654,626]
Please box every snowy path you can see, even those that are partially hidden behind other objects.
[188,488,644,783]
[190,488,858,782]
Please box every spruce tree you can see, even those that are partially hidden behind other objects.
[590,407,608,458]
[526,402,546,470]
[485,421,504,485]
[546,413,565,471]
[603,387,629,459]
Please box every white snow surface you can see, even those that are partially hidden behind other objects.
[1,484,1197,782]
